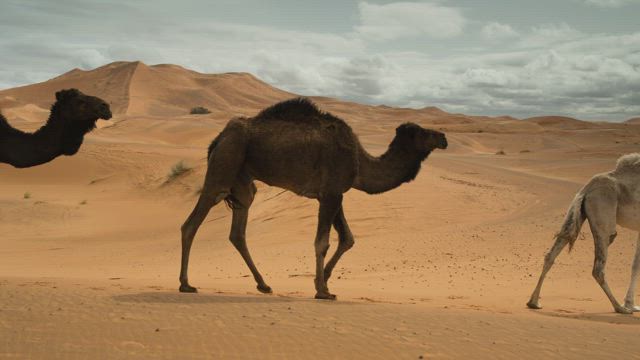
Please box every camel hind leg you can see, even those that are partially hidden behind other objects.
[584,188,632,314]
[179,122,248,293]
[180,192,226,292]
[624,234,640,311]
[228,179,272,294]
[527,234,570,309]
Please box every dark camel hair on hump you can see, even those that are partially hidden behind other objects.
[207,97,347,159]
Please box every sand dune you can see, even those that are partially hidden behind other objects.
[2,62,640,359]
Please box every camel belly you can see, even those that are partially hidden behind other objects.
[617,204,640,231]
[244,143,356,197]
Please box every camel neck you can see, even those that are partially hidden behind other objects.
[353,142,430,194]
[0,107,65,168]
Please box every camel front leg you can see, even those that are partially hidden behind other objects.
[591,234,631,314]
[314,195,342,300]
[324,206,354,285]
[229,206,272,294]
[624,234,640,311]
[584,191,631,314]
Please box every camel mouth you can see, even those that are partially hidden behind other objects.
[96,101,112,121]
[439,136,448,149]
[100,108,113,121]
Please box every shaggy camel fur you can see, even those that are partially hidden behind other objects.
[179,98,447,299]
[528,153,640,314]
[0,88,111,168]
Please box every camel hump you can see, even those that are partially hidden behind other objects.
[615,153,640,174]
[255,98,323,121]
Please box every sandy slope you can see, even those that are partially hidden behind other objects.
[2,62,640,359]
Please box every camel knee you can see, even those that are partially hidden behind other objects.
[315,238,330,257]
[229,233,246,249]
[181,222,196,242]
[342,235,355,251]
[592,263,606,284]
[543,251,555,266]
[609,232,618,245]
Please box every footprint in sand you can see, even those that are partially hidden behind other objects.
[118,341,146,352]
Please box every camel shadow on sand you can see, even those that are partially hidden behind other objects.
[535,310,640,326]
[112,291,362,306]
[113,291,297,305]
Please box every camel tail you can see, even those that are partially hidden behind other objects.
[204,135,237,210]
[557,190,587,252]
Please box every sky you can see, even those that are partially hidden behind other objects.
[1,0,639,120]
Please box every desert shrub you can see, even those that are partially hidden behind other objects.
[495,150,506,155]
[23,192,31,199]
[167,160,191,181]
[190,106,211,115]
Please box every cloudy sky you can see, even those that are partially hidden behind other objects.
[1,0,639,120]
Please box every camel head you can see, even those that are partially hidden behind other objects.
[53,88,112,155]
[394,122,448,155]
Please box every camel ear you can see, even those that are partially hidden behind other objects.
[55,89,81,102]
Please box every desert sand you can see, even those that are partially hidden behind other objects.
[2,61,640,359]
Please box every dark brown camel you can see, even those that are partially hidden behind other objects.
[179,98,447,299]
[0,88,112,168]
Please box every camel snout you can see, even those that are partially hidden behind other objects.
[100,103,113,120]
[439,136,448,149]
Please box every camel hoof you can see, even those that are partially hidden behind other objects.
[526,301,542,310]
[257,284,273,294]
[624,303,640,312]
[314,292,337,300]
[615,306,634,315]
[179,284,198,293]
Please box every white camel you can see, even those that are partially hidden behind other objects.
[527,153,640,314]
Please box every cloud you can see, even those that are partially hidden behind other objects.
[579,0,638,7]
[519,23,583,48]
[353,30,640,120]
[355,1,466,40]
[481,22,519,41]
[1,1,639,121]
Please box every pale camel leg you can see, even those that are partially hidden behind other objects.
[323,206,354,285]
[228,181,272,294]
[527,234,570,309]
[585,191,632,314]
[314,195,342,300]
[624,234,640,311]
